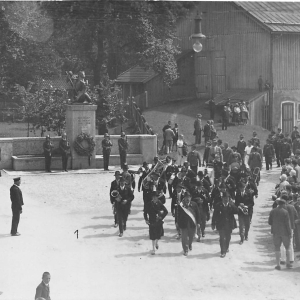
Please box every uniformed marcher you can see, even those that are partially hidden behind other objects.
[115,177,134,237]
[235,182,255,244]
[10,177,24,236]
[102,133,113,171]
[212,193,238,257]
[43,135,54,172]
[144,191,168,255]
[59,132,70,172]
[178,191,201,256]
[110,171,121,228]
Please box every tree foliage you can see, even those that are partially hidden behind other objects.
[14,83,70,136]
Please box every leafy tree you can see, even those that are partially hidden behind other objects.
[14,82,70,136]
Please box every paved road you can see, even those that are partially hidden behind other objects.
[0,167,299,300]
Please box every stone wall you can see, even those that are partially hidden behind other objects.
[0,135,157,170]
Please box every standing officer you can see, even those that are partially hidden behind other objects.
[43,135,53,172]
[10,177,24,236]
[212,193,238,257]
[193,114,202,145]
[274,129,283,167]
[102,133,113,171]
[59,132,70,172]
[263,139,275,171]
[118,132,129,169]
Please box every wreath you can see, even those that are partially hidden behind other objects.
[73,133,96,157]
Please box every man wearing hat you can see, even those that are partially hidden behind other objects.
[10,177,24,236]
[178,191,201,256]
[237,134,246,161]
[102,133,113,171]
[268,197,293,270]
[212,193,238,257]
[194,114,202,144]
[291,126,299,142]
[280,137,291,166]
[110,171,121,227]
[235,181,255,244]
[263,139,275,170]
[209,139,223,163]
[118,132,129,169]
[43,135,54,172]
[115,177,134,237]
[203,141,211,166]
[203,120,211,144]
[222,105,230,130]
[250,131,260,148]
[187,146,202,176]
[59,132,70,172]
[274,128,283,167]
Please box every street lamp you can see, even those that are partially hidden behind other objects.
[190,12,206,52]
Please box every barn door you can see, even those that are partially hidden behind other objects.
[282,102,294,134]
[195,51,226,99]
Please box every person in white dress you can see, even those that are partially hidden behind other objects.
[244,140,253,167]
[177,134,187,167]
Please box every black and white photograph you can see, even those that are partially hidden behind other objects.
[0,1,300,299]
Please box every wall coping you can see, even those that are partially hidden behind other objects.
[66,104,97,111]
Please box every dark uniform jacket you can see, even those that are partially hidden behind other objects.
[143,200,168,225]
[263,143,275,158]
[102,139,113,152]
[177,201,200,229]
[280,141,291,158]
[10,185,23,211]
[237,140,246,157]
[59,138,70,155]
[43,141,53,157]
[235,189,255,216]
[115,186,134,211]
[35,282,51,300]
[118,138,129,153]
[212,201,238,231]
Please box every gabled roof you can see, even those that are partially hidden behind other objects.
[115,65,157,84]
[235,2,300,33]
[116,50,194,84]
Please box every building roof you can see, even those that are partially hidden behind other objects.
[206,89,267,106]
[235,2,300,33]
[115,65,157,84]
[116,50,194,84]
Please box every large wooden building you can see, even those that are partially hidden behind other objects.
[176,1,300,132]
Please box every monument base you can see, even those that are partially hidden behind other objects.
[66,105,97,170]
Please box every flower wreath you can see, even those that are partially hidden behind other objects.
[73,132,96,157]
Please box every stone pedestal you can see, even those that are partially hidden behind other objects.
[66,105,97,169]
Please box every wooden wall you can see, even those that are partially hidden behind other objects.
[176,2,271,97]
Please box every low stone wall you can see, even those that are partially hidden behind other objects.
[0,135,157,170]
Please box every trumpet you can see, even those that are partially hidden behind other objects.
[111,190,119,198]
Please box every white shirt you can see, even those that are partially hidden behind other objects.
[177,139,184,147]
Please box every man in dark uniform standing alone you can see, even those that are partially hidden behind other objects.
[43,135,53,172]
[59,132,70,172]
[10,177,24,236]
[102,133,113,171]
[118,132,129,169]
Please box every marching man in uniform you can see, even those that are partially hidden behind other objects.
[177,191,201,256]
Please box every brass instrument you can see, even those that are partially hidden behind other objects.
[111,190,120,198]
[142,159,167,189]
[239,205,248,215]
